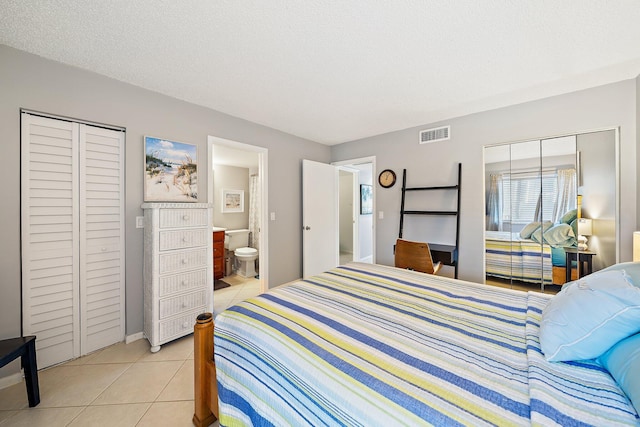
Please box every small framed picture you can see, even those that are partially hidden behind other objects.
[222,189,244,213]
[360,184,372,215]
[144,136,198,202]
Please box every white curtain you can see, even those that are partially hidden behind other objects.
[553,168,577,222]
[486,173,503,231]
[248,174,260,250]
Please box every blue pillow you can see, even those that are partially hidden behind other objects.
[600,262,640,288]
[542,223,576,248]
[599,333,640,414]
[539,270,640,361]
[519,221,541,239]
[530,221,554,243]
[559,209,578,224]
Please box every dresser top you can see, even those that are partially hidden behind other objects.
[141,202,212,209]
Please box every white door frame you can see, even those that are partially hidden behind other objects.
[332,156,376,264]
[207,136,268,291]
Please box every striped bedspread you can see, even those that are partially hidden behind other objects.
[214,263,638,426]
[485,231,553,284]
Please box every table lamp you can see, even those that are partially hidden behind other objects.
[577,218,592,250]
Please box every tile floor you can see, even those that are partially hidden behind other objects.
[213,274,261,316]
[0,275,260,427]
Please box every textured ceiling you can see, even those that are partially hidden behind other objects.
[2,1,640,145]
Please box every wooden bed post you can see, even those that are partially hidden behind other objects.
[193,312,218,427]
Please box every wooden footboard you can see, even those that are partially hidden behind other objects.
[193,313,218,427]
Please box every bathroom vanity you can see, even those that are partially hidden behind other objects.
[213,228,225,280]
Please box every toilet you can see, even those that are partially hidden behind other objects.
[224,229,258,278]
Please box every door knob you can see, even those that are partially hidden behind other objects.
[304,226,311,230]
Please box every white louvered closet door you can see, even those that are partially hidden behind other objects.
[21,113,125,368]
[79,125,125,355]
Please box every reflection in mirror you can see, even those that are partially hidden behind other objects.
[575,130,617,270]
[541,136,577,286]
[484,130,616,293]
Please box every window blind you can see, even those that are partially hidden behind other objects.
[501,171,557,224]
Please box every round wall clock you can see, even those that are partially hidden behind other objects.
[378,169,396,188]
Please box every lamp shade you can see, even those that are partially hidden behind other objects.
[578,218,592,236]
[634,231,640,262]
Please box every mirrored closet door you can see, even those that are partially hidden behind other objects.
[484,129,617,292]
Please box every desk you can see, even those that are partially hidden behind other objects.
[429,243,459,278]
[429,243,457,266]
[564,248,596,282]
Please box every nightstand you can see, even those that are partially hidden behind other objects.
[564,247,596,282]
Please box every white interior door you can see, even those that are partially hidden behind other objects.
[302,159,338,277]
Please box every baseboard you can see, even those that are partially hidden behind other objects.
[0,371,23,390]
[359,255,373,263]
[125,332,144,344]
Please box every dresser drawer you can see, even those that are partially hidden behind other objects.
[159,308,205,342]
[159,208,208,228]
[159,269,208,297]
[159,248,208,274]
[159,289,207,319]
[159,228,208,251]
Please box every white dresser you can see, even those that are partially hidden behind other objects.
[142,203,213,352]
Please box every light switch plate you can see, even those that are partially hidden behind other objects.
[136,216,144,228]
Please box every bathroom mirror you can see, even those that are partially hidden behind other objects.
[484,129,617,292]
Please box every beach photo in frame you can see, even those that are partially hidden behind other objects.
[144,136,198,202]
[222,189,244,213]
[360,184,372,215]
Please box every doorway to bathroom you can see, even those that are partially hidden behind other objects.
[207,136,268,313]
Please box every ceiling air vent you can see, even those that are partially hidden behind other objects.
[419,125,450,144]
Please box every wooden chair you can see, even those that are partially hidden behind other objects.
[394,239,442,275]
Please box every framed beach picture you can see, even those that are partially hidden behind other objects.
[222,189,244,213]
[144,136,198,202]
[360,184,372,215]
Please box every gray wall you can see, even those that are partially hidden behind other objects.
[339,171,354,254]
[332,79,638,283]
[637,74,640,229]
[212,164,251,230]
[356,164,374,261]
[0,45,329,363]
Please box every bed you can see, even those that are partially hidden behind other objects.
[193,262,639,426]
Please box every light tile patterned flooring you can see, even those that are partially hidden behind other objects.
[0,275,260,427]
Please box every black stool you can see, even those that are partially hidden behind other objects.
[0,336,40,407]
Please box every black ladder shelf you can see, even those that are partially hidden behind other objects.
[399,163,462,278]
